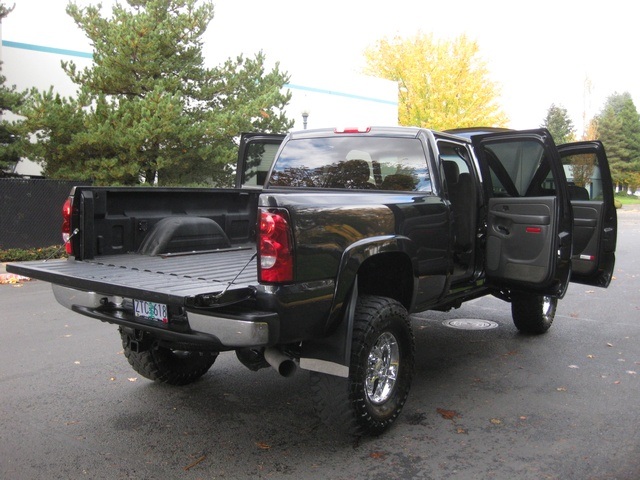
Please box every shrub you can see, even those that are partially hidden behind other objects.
[0,245,67,262]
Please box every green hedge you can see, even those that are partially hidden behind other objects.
[0,245,67,262]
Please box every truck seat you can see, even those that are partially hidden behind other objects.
[381,174,415,191]
[444,161,476,253]
[330,159,375,189]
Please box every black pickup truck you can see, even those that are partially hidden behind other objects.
[7,126,617,436]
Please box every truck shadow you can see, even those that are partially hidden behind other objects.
[97,298,577,478]
[90,281,640,479]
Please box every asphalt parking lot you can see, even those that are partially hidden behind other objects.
[1,207,639,480]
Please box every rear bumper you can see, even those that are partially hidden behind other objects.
[52,284,273,350]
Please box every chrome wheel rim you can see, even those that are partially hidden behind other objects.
[365,332,400,404]
[542,296,555,322]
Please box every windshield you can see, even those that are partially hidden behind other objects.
[269,136,432,192]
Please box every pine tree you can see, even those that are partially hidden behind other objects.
[541,104,575,144]
[0,2,27,176]
[19,0,293,185]
[595,92,640,192]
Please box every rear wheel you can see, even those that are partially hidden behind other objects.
[511,294,557,334]
[120,330,217,386]
[310,295,415,436]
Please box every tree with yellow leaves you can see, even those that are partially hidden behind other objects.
[364,33,508,130]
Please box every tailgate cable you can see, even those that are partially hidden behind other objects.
[213,252,258,301]
[41,228,80,262]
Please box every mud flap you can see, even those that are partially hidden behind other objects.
[298,282,358,378]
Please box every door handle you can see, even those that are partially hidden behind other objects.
[497,225,510,235]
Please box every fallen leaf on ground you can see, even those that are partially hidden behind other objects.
[0,274,31,284]
[256,442,271,450]
[436,408,461,420]
[490,418,502,425]
[556,387,567,392]
[184,455,206,471]
[370,451,385,459]
[128,377,137,382]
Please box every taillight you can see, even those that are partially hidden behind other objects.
[258,208,293,283]
[62,197,73,255]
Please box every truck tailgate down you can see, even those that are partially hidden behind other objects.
[7,248,258,305]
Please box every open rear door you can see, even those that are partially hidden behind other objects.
[557,141,617,287]
[472,129,573,297]
[236,133,286,189]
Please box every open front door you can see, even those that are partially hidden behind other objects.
[472,129,573,297]
[557,141,617,287]
[236,133,286,189]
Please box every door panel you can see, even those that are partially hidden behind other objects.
[472,129,572,296]
[557,141,617,287]
[487,197,556,286]
[571,202,602,277]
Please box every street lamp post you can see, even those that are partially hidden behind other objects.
[301,109,309,130]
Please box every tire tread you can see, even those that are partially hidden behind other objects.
[310,295,414,436]
[120,331,217,386]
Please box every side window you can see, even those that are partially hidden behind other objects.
[483,140,555,197]
[242,142,280,188]
[437,141,474,184]
[560,152,600,200]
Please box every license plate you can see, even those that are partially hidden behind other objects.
[134,299,168,323]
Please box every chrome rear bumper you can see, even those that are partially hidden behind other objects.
[52,284,271,348]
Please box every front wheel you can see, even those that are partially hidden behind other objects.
[120,330,218,386]
[310,295,415,436]
[511,294,557,334]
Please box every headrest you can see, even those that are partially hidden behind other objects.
[342,159,370,180]
[443,161,460,185]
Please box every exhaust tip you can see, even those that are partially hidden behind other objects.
[264,347,297,377]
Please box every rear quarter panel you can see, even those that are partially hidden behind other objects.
[260,191,450,312]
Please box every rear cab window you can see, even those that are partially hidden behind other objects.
[269,136,432,193]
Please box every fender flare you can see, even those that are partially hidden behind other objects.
[327,235,415,331]
[299,235,415,377]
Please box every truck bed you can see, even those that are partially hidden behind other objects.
[7,247,258,305]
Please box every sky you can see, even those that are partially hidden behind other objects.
[2,0,639,132]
